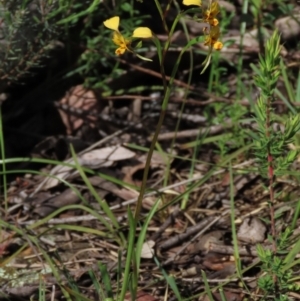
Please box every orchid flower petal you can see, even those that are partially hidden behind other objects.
[132,27,152,38]
[112,31,131,55]
[213,41,223,50]
[115,47,126,55]
[103,16,120,31]
[183,0,201,6]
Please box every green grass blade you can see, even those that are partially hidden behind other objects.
[136,197,161,272]
[291,200,300,230]
[295,70,300,101]
[201,270,214,301]
[69,145,124,243]
[99,263,113,300]
[119,208,136,301]
[283,238,300,271]
[0,105,7,211]
[280,59,295,102]
[154,257,182,301]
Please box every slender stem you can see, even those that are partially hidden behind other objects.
[266,94,276,252]
[0,105,7,212]
[236,0,248,100]
[134,110,166,220]
[153,0,169,34]
[266,94,277,290]
[268,153,276,252]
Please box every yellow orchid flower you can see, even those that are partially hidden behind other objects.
[203,0,220,26]
[103,16,152,56]
[103,16,131,55]
[182,0,201,6]
[201,24,222,73]
[204,25,223,50]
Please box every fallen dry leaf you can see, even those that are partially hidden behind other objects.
[194,231,224,253]
[141,240,155,259]
[237,217,266,243]
[58,85,98,135]
[122,163,146,186]
[138,151,169,166]
[32,188,81,217]
[40,146,136,190]
[275,15,300,41]
[202,252,234,272]
[0,230,14,257]
[80,146,135,168]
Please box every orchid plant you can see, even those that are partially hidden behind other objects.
[102,1,224,299]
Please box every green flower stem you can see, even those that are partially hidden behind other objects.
[153,0,169,33]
